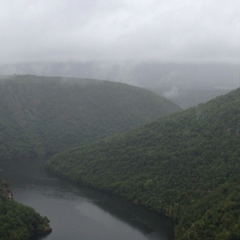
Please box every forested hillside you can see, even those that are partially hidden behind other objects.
[0,75,180,239]
[0,180,51,239]
[0,75,180,159]
[47,88,240,240]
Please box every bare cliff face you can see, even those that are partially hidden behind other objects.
[0,181,9,198]
[0,184,13,202]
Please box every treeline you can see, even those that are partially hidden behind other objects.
[0,75,180,159]
[0,181,51,240]
[47,88,240,239]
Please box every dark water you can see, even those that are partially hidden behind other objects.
[0,158,174,240]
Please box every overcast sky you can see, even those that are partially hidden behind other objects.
[0,0,239,64]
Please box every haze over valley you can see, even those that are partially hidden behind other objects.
[0,61,238,109]
[0,1,239,240]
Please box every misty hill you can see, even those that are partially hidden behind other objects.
[152,87,231,109]
[0,75,180,159]
[47,88,240,240]
[1,62,238,91]
[1,61,238,108]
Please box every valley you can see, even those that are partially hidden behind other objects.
[1,74,239,239]
[0,75,179,239]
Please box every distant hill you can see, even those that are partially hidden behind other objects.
[151,87,231,109]
[0,75,180,159]
[1,61,238,109]
[47,88,240,240]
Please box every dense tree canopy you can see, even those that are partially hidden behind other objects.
[0,181,51,240]
[47,88,240,240]
[0,75,180,159]
[0,75,180,239]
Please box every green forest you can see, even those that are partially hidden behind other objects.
[0,181,51,240]
[1,75,239,239]
[47,87,240,240]
[0,75,180,159]
[0,75,180,239]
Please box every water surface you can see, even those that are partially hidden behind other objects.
[0,159,174,240]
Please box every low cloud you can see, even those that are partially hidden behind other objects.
[163,87,179,99]
[0,0,239,64]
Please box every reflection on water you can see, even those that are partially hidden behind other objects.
[0,159,174,240]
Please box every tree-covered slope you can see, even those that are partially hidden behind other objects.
[47,88,240,240]
[0,75,180,159]
[0,180,51,240]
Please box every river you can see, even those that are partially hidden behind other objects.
[0,158,174,240]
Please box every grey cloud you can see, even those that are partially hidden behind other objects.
[0,0,239,64]
[163,87,179,99]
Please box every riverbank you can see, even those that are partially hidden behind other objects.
[0,180,52,240]
[2,157,174,240]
